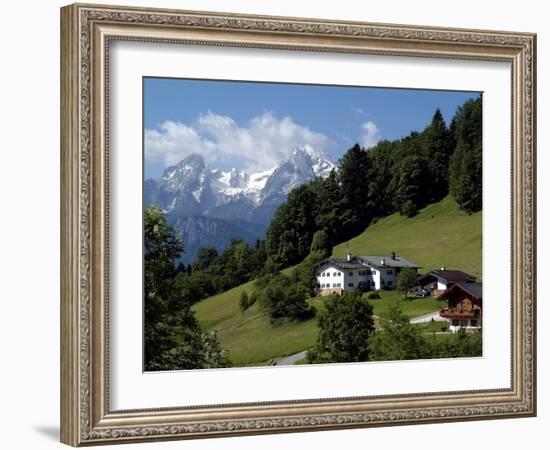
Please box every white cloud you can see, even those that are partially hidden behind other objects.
[359,121,381,149]
[145,112,331,173]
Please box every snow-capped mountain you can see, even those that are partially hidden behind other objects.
[144,145,335,263]
[146,144,334,217]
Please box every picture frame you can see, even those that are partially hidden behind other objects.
[60,2,537,446]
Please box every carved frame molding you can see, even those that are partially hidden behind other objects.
[60,3,536,446]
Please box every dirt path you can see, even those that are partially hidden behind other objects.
[409,310,446,324]
[274,350,308,366]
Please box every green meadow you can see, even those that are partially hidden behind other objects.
[192,196,482,366]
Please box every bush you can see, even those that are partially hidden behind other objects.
[239,291,250,314]
[430,331,482,358]
[369,303,430,361]
[248,290,258,307]
[400,200,418,218]
[258,273,315,323]
[310,229,332,258]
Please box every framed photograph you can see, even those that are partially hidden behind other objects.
[60,3,537,446]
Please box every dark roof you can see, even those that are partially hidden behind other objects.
[438,282,483,300]
[420,269,476,283]
[315,255,419,271]
[315,258,366,270]
[357,255,419,269]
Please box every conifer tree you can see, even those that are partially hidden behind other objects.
[423,108,455,202]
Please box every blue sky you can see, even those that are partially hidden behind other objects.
[144,77,480,179]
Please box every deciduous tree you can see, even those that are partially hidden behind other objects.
[309,292,375,363]
[397,267,418,292]
[368,303,429,361]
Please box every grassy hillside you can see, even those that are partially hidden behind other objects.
[192,269,322,367]
[193,287,444,366]
[333,196,482,279]
[192,195,482,366]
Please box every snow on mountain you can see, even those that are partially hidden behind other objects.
[303,144,336,177]
[144,146,335,263]
[147,145,334,214]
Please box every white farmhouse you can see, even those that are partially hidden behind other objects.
[314,252,419,296]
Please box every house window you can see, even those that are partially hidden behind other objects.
[337,283,342,287]
[348,272,353,276]
[470,319,477,327]
[387,270,393,275]
[333,272,338,277]
[451,319,459,326]
[348,283,354,287]
[387,281,393,286]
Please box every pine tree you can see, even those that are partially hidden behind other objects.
[266,184,317,267]
[393,154,430,216]
[312,169,345,244]
[449,97,482,212]
[423,109,455,202]
[367,140,397,218]
[338,144,374,236]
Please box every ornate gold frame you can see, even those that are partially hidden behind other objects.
[60,3,536,446]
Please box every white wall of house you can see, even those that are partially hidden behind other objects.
[316,265,344,289]
[382,268,397,290]
[437,280,448,291]
[371,267,397,290]
[316,265,402,292]
[448,319,481,333]
[342,269,373,291]
[371,269,381,290]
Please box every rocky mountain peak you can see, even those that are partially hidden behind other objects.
[144,146,336,263]
[146,146,334,219]
[160,153,208,193]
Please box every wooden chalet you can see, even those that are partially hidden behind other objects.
[418,268,476,296]
[438,282,482,332]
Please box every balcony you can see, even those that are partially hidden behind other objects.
[439,308,480,320]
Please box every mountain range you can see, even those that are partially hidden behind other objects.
[144,145,335,263]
